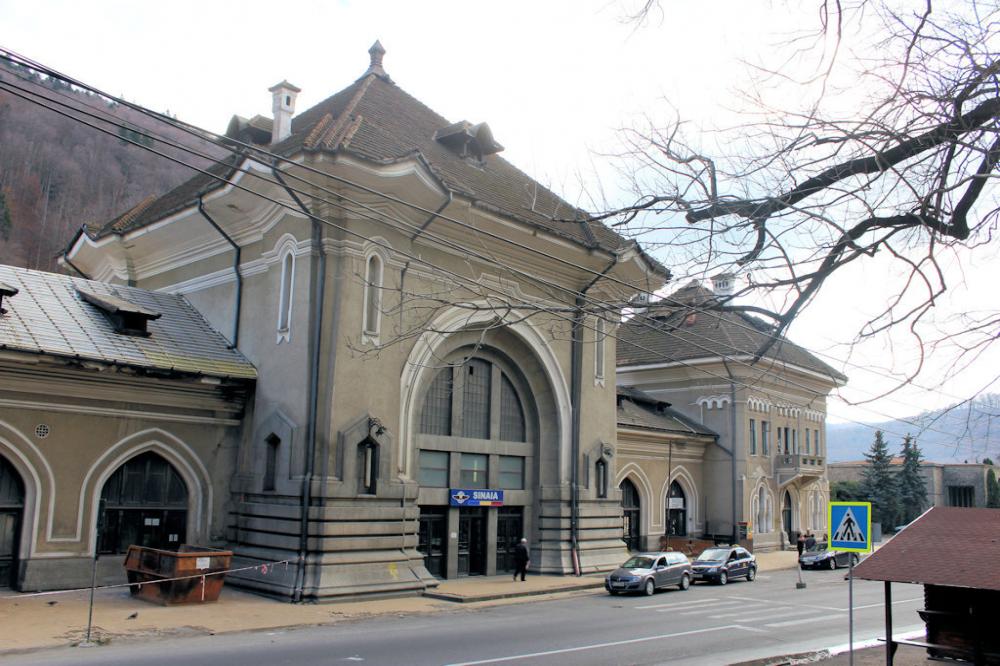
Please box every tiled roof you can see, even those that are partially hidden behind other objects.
[0,265,256,380]
[79,61,659,272]
[617,282,847,383]
[853,507,1000,591]
[617,387,717,437]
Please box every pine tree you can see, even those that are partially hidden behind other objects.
[897,435,927,523]
[987,468,1000,509]
[860,430,899,528]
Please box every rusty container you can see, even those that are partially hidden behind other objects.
[124,544,233,605]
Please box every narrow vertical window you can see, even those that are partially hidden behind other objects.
[594,317,606,382]
[595,459,608,498]
[264,434,280,491]
[277,251,294,339]
[363,254,382,338]
[805,429,811,455]
[761,421,769,455]
[749,419,757,455]
[359,439,378,495]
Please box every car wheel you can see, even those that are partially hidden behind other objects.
[718,570,728,585]
[746,566,756,582]
[679,574,691,591]
[644,578,656,596]
[829,557,838,570]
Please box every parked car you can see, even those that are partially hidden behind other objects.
[798,542,859,570]
[690,546,756,584]
[605,551,692,596]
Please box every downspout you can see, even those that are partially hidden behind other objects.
[410,190,452,241]
[273,167,326,603]
[198,197,243,348]
[570,255,619,576]
[721,359,739,546]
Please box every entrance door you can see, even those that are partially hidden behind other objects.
[0,456,24,588]
[458,508,486,576]
[417,507,447,577]
[667,481,687,537]
[496,507,523,573]
[99,452,188,554]
[620,479,641,551]
[782,491,793,541]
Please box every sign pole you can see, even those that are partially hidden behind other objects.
[848,556,854,666]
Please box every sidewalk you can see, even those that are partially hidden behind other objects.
[0,548,802,655]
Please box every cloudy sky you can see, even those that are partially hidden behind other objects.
[3,0,996,432]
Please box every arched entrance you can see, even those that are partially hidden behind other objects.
[782,491,793,542]
[0,455,24,588]
[667,480,687,537]
[98,452,188,554]
[620,479,641,551]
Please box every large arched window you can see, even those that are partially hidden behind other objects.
[0,455,24,588]
[276,249,295,342]
[666,480,687,537]
[362,253,383,340]
[99,452,187,555]
[782,491,793,539]
[418,358,526,443]
[620,479,641,551]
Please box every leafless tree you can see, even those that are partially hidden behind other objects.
[601,0,1000,402]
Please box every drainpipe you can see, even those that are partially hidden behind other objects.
[570,255,619,576]
[410,190,452,241]
[721,360,739,546]
[198,197,243,348]
[273,167,326,603]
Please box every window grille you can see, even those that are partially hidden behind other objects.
[499,373,525,442]
[461,359,491,439]
[419,368,453,436]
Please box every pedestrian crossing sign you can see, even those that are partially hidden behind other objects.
[828,502,872,553]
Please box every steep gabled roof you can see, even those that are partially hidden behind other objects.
[617,282,847,384]
[0,264,256,380]
[77,50,654,271]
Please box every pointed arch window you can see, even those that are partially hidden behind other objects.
[595,459,608,498]
[98,452,187,554]
[362,253,383,340]
[620,479,641,551]
[276,249,295,342]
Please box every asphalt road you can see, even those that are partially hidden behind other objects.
[9,568,925,666]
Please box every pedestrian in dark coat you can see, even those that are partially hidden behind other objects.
[805,532,816,550]
[513,538,530,582]
[796,532,806,557]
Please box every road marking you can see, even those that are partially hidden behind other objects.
[730,594,842,612]
[634,597,719,610]
[766,615,835,628]
[723,607,817,623]
[677,602,751,615]
[847,597,922,611]
[444,625,759,665]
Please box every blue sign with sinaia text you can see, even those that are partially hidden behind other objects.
[449,489,504,507]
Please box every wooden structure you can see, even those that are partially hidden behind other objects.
[853,507,1000,665]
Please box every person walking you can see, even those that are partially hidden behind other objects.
[796,532,805,557]
[513,538,530,582]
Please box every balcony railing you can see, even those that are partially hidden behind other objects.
[775,453,825,484]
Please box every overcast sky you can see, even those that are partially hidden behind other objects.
[3,0,996,434]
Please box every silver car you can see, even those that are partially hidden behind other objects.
[605,551,692,596]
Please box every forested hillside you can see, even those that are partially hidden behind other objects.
[0,60,229,271]
[827,394,1000,463]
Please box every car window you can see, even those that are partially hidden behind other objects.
[729,552,738,561]
[623,557,654,569]
[696,548,730,561]
[737,549,750,558]
[671,553,688,565]
[656,557,666,568]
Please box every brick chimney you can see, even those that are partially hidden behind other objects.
[268,80,301,144]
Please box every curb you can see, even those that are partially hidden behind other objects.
[424,579,605,603]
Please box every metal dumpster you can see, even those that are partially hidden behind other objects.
[124,544,233,605]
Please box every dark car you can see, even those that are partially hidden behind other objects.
[605,551,692,596]
[798,542,859,570]
[690,546,756,584]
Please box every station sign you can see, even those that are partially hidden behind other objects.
[449,488,504,507]
[828,501,872,553]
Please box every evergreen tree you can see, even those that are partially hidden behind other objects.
[897,435,927,523]
[860,430,899,528]
[987,468,1000,509]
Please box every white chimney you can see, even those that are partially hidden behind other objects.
[268,80,301,144]
[711,273,736,297]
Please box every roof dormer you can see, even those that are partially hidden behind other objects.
[0,281,18,315]
[434,121,504,163]
[77,287,161,337]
